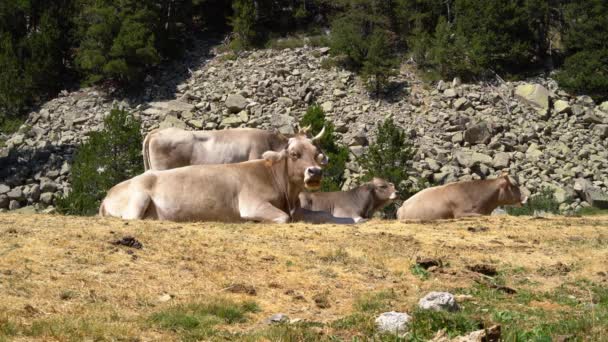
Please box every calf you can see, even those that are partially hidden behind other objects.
[299,178,397,223]
[397,175,527,221]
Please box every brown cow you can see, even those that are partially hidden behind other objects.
[142,127,294,171]
[100,131,327,223]
[299,178,397,223]
[397,175,527,221]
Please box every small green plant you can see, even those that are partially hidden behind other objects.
[410,264,430,280]
[150,298,259,340]
[353,290,397,313]
[56,108,144,215]
[299,104,349,191]
[507,187,560,216]
[358,118,418,218]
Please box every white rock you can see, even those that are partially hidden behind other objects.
[375,311,412,336]
[418,292,459,312]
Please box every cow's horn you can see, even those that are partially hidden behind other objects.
[312,126,326,143]
[300,125,312,134]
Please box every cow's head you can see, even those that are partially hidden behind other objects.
[263,127,328,190]
[369,178,398,202]
[498,174,528,206]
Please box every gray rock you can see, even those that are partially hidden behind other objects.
[443,89,457,98]
[60,162,71,176]
[453,98,471,111]
[582,112,604,124]
[454,151,492,168]
[515,83,550,115]
[225,94,248,113]
[0,194,8,209]
[464,122,492,145]
[220,115,242,128]
[554,100,571,114]
[272,114,296,135]
[40,192,54,205]
[493,152,510,169]
[0,184,9,195]
[7,188,24,202]
[277,97,294,107]
[40,180,58,193]
[526,143,543,160]
[145,100,195,117]
[321,101,334,112]
[349,145,365,158]
[593,124,608,139]
[159,115,187,130]
[418,292,459,312]
[375,311,412,336]
[9,200,20,211]
[584,188,608,209]
[265,313,289,324]
[599,101,608,113]
[29,184,41,201]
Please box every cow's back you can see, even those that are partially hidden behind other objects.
[397,186,455,220]
[147,128,286,170]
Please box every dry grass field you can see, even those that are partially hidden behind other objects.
[1,213,607,341]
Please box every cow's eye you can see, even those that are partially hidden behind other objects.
[290,152,300,159]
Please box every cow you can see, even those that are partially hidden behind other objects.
[99,129,328,223]
[396,174,528,221]
[298,178,398,223]
[142,127,293,171]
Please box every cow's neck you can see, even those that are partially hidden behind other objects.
[353,186,374,218]
[268,158,301,217]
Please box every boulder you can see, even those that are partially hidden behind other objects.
[0,194,8,209]
[584,188,608,209]
[418,292,459,312]
[464,122,492,145]
[7,188,24,202]
[515,83,550,115]
[593,124,608,139]
[40,180,58,193]
[454,151,492,168]
[553,100,571,114]
[277,97,294,107]
[492,152,510,169]
[272,114,295,135]
[0,184,9,195]
[599,101,608,113]
[220,115,243,128]
[40,192,54,205]
[443,89,457,98]
[453,98,471,111]
[375,311,412,336]
[159,115,187,130]
[321,101,334,112]
[225,94,248,113]
[9,200,20,210]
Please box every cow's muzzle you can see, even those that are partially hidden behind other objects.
[389,192,398,200]
[304,167,323,189]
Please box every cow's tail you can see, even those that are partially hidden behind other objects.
[142,129,158,171]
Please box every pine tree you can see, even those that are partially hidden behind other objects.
[556,0,608,100]
[0,34,29,126]
[359,118,417,218]
[361,29,398,96]
[230,0,257,50]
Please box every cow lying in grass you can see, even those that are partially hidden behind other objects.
[100,131,327,223]
[397,175,527,221]
[299,178,397,223]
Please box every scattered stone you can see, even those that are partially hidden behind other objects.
[492,152,510,169]
[375,311,412,336]
[431,324,501,342]
[593,124,608,139]
[444,89,457,98]
[39,192,54,205]
[453,98,471,111]
[464,122,492,145]
[7,188,24,202]
[159,115,186,130]
[158,293,173,302]
[490,284,517,294]
[584,188,608,209]
[515,83,550,115]
[0,184,9,194]
[225,94,248,113]
[321,101,334,112]
[266,313,289,324]
[418,292,459,312]
[467,226,489,233]
[554,100,571,114]
[112,236,143,249]
[0,195,8,209]
[313,292,331,309]
[9,200,20,211]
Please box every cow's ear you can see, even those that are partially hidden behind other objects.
[263,150,286,164]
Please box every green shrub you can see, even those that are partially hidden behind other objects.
[230,0,258,51]
[507,187,560,216]
[358,118,418,218]
[361,29,398,96]
[56,109,143,216]
[299,104,349,192]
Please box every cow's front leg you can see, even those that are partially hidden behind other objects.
[239,201,290,223]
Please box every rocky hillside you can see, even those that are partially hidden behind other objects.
[1,42,608,212]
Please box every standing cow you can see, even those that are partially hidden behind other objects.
[142,127,295,171]
[299,178,398,223]
[100,130,327,223]
[396,175,528,221]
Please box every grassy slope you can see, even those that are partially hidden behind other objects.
[0,213,607,341]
